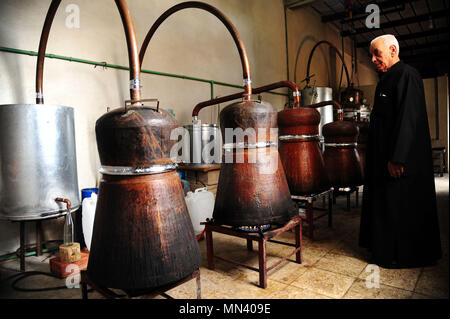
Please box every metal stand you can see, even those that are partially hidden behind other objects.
[202,215,302,289]
[291,189,333,240]
[81,268,201,299]
[332,186,360,211]
[15,219,47,272]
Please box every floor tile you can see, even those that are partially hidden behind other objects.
[343,279,413,299]
[315,252,368,277]
[291,267,356,298]
[358,264,421,291]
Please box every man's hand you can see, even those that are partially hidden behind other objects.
[388,161,404,179]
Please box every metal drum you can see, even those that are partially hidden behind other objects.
[183,123,221,166]
[300,86,333,137]
[0,104,80,221]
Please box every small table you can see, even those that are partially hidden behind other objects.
[80,269,201,299]
[202,215,302,289]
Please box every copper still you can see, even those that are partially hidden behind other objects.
[193,84,297,227]
[87,0,201,290]
[322,115,364,188]
[278,93,330,195]
[339,82,369,174]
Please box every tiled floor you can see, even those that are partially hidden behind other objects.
[0,176,448,300]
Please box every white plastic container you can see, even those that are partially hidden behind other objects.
[82,193,97,250]
[185,187,214,235]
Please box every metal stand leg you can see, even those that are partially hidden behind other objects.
[295,222,302,264]
[307,201,314,240]
[258,238,267,289]
[355,187,359,208]
[19,221,25,272]
[196,270,201,299]
[247,239,253,251]
[346,193,351,211]
[36,220,42,256]
[206,228,215,270]
[328,192,333,227]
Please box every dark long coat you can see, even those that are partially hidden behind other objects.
[359,61,442,268]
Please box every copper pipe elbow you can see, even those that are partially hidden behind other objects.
[139,1,252,100]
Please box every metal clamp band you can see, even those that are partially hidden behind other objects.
[243,78,252,86]
[99,163,178,175]
[279,134,319,141]
[324,142,357,148]
[292,91,300,97]
[36,92,44,99]
[130,79,141,89]
[223,141,277,150]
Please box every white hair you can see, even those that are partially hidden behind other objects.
[370,34,400,55]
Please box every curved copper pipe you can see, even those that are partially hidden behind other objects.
[35,0,61,104]
[192,80,301,117]
[139,1,252,99]
[305,40,350,88]
[35,0,141,105]
[303,100,343,121]
[115,0,142,103]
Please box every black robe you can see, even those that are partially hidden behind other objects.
[359,61,442,268]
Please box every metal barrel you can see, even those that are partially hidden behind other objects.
[0,104,80,220]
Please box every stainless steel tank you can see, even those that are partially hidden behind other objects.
[0,104,80,221]
[300,86,333,137]
[182,123,221,166]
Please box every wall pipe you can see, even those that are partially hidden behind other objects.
[35,0,142,105]
[139,1,252,99]
[192,80,301,118]
[0,46,288,101]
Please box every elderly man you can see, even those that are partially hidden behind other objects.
[359,34,442,268]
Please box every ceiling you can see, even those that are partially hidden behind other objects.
[287,0,449,79]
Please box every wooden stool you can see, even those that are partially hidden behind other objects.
[202,215,302,289]
[291,188,333,240]
[80,268,201,299]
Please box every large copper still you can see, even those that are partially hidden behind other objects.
[87,0,201,290]
[193,83,298,227]
[278,94,330,195]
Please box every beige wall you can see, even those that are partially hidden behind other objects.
[285,6,378,95]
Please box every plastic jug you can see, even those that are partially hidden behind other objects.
[82,192,97,250]
[185,187,214,235]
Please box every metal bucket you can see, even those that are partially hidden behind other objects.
[300,87,333,137]
[182,124,222,166]
[0,104,80,221]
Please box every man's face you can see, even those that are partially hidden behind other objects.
[370,39,396,73]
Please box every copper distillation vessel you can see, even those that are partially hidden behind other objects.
[277,91,330,196]
[302,40,364,189]
[87,0,201,290]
